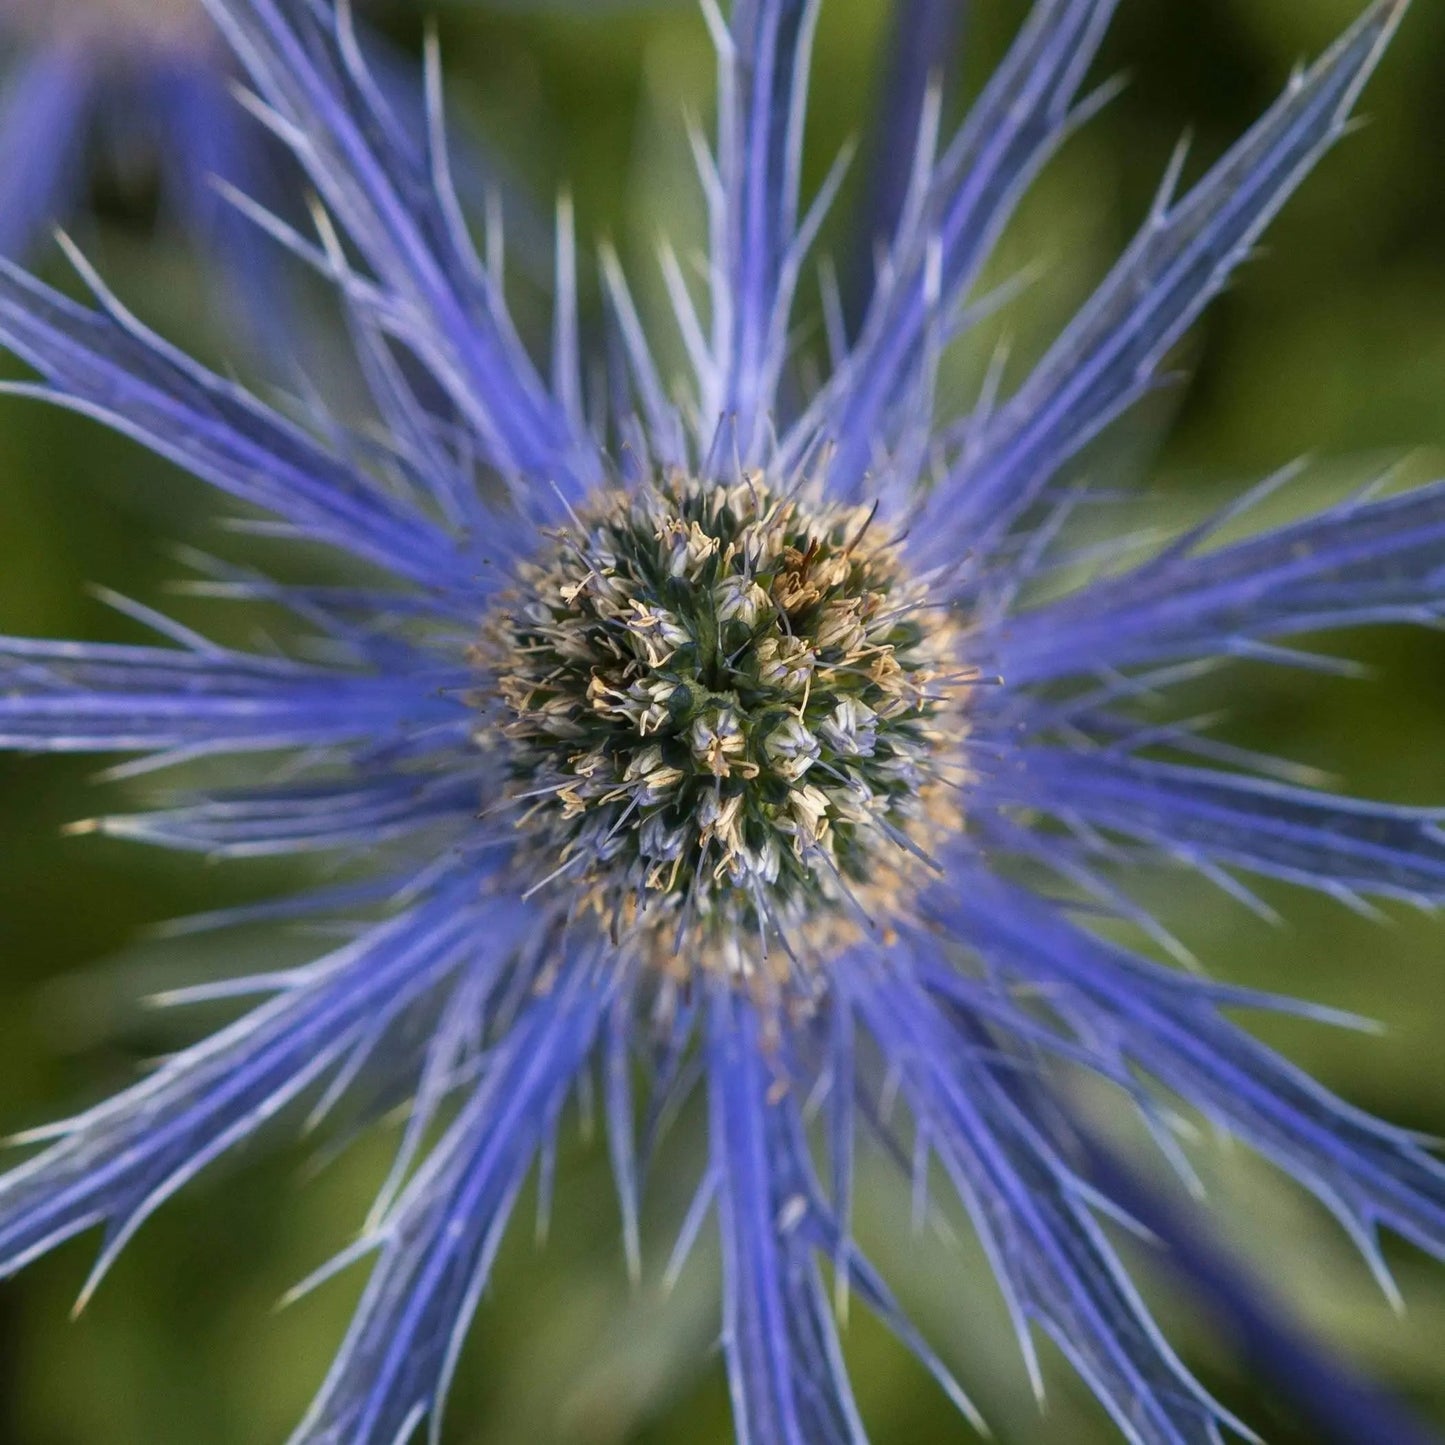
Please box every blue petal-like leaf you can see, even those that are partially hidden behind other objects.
[0,880,522,1308]
[713,0,820,457]
[850,0,967,318]
[815,0,1118,499]
[1001,479,1445,684]
[707,988,868,1445]
[933,878,1445,1271]
[202,0,602,502]
[990,748,1445,906]
[0,258,473,587]
[90,770,483,856]
[0,635,466,758]
[848,959,1234,1445]
[290,954,610,1445]
[915,0,1406,561]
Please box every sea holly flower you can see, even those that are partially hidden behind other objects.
[0,1,1440,1442]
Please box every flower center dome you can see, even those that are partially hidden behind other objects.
[477,472,970,982]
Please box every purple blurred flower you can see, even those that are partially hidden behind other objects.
[0,0,277,273]
[0,2,1440,1442]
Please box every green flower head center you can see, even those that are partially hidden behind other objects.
[478,472,970,980]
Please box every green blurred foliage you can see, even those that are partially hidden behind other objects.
[2,2,1444,1442]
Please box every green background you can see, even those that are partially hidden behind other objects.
[1,1,1443,1441]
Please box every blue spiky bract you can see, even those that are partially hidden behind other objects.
[0,2,1441,1443]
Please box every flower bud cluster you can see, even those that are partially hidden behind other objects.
[477,472,969,979]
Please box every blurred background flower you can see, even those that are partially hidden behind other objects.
[0,0,517,355]
[0,3,1442,1443]
[0,0,285,330]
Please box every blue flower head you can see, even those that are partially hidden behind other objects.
[0,1,1440,1442]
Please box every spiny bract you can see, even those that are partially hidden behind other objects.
[0,1,1441,1444]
